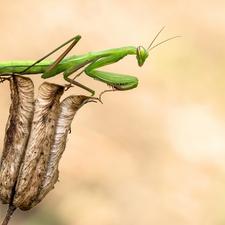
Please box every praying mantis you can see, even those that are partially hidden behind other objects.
[0,27,179,98]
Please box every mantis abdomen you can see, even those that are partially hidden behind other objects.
[0,60,54,74]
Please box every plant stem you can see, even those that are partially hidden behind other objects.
[1,204,16,225]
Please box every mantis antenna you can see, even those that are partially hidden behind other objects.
[147,26,181,52]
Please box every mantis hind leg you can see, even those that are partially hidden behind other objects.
[42,35,81,78]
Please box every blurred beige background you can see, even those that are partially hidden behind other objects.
[1,0,225,224]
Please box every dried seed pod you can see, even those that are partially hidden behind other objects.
[13,82,64,210]
[30,95,92,208]
[0,75,34,204]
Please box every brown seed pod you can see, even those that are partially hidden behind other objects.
[0,75,34,204]
[12,82,64,210]
[29,95,92,208]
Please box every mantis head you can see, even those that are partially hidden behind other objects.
[137,46,149,67]
[136,27,180,67]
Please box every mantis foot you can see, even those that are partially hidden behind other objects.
[99,88,117,102]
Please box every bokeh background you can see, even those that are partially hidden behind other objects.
[1,0,225,224]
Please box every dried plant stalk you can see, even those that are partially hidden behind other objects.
[12,82,64,210]
[30,95,91,208]
[0,75,34,204]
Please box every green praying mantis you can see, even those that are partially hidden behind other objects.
[0,27,179,98]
